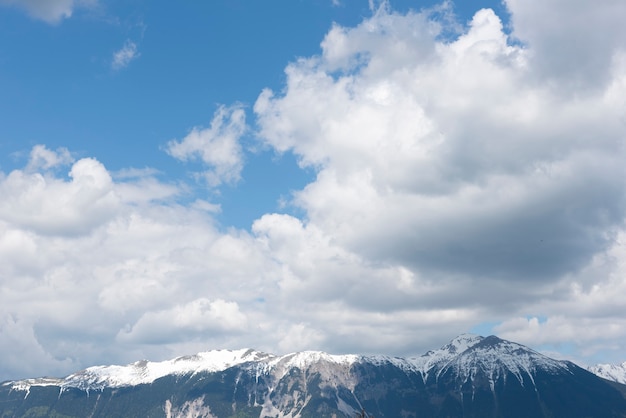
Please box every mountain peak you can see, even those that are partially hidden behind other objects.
[438,334,572,392]
[588,361,626,384]
[444,333,484,353]
[408,333,484,374]
[404,333,573,392]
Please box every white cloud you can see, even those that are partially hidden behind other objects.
[252,1,626,360]
[0,149,274,376]
[495,316,626,352]
[117,299,248,344]
[166,105,247,187]
[0,158,118,236]
[277,323,325,353]
[112,40,140,70]
[0,0,96,24]
[26,145,73,171]
[254,4,626,285]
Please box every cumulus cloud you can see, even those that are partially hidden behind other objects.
[0,157,118,236]
[254,5,626,285]
[251,0,626,360]
[0,315,75,379]
[166,105,247,187]
[112,40,140,70]
[492,230,626,355]
[117,299,248,344]
[495,316,626,348]
[0,0,96,24]
[506,0,626,90]
[0,147,272,377]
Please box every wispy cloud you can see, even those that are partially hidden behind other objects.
[0,0,96,24]
[25,145,73,172]
[112,40,139,70]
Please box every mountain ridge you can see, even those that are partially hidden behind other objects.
[2,334,626,418]
[6,333,574,392]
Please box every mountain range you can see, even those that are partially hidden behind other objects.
[2,334,626,417]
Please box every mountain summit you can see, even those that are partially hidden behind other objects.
[2,335,626,417]
[411,334,571,390]
[588,361,626,385]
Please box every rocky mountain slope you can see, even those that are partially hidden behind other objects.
[2,334,626,417]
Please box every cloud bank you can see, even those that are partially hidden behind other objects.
[1,0,626,379]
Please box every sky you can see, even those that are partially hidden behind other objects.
[0,0,625,381]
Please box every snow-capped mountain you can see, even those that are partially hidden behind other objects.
[588,361,626,384]
[2,334,626,418]
[409,333,569,387]
[8,349,367,394]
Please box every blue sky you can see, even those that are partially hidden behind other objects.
[1,0,626,380]
[0,0,505,229]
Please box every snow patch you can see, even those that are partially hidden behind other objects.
[8,349,270,392]
[588,361,626,384]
